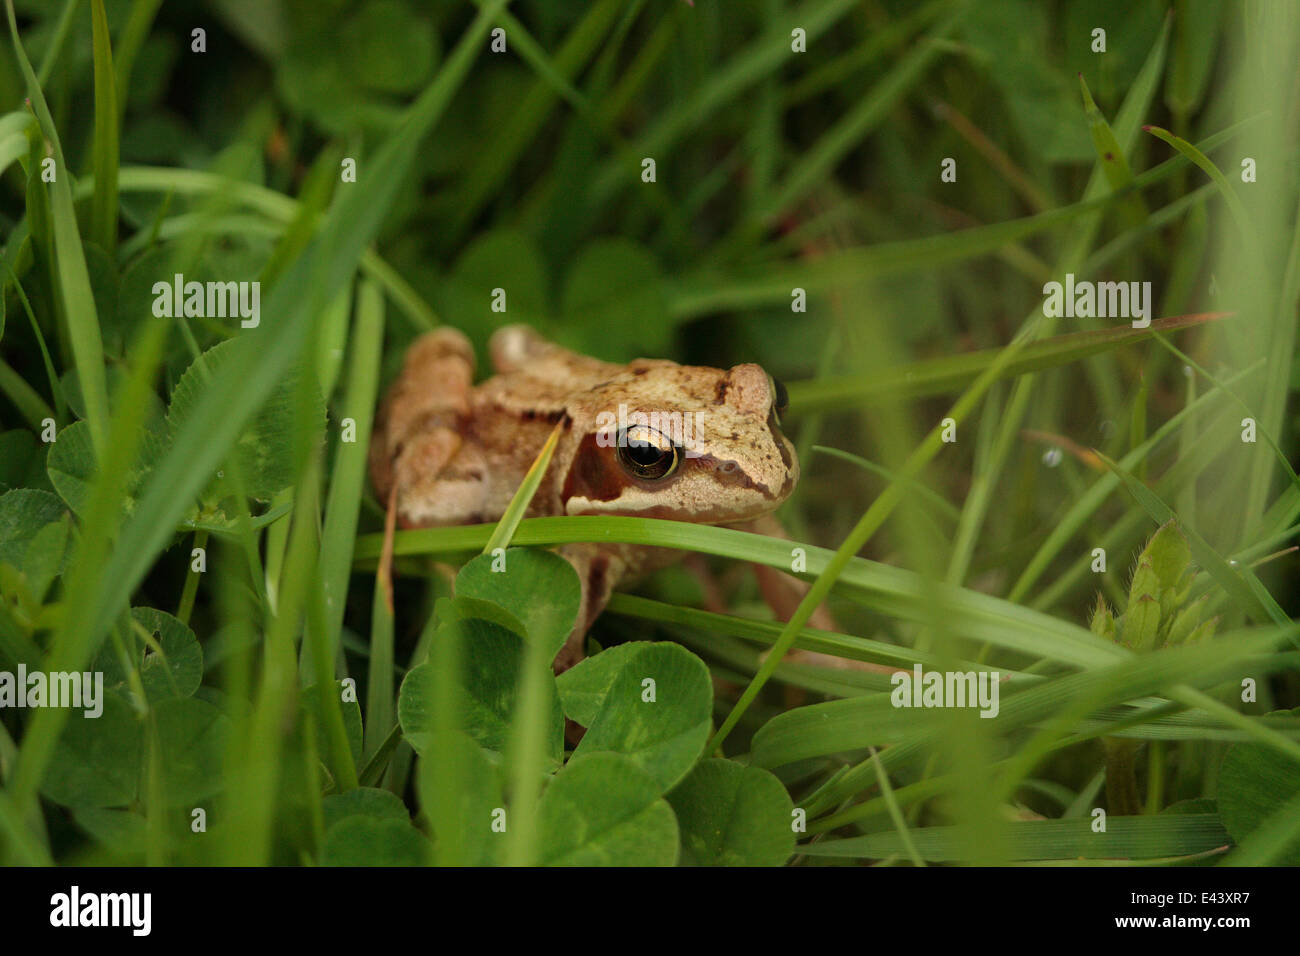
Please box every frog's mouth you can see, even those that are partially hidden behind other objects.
[564,495,789,524]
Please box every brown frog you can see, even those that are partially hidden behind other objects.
[369,324,800,670]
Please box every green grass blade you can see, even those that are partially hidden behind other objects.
[587,0,861,210]
[753,625,1289,769]
[483,421,563,555]
[447,0,622,244]
[750,3,967,231]
[34,0,79,87]
[112,0,164,123]
[606,592,1023,676]
[358,515,1122,671]
[318,281,384,662]
[89,0,119,255]
[1143,124,1250,239]
[0,355,52,427]
[6,0,110,457]
[802,814,1229,862]
[786,311,1227,413]
[869,747,925,866]
[1078,72,1137,194]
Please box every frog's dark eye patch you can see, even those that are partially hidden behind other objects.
[616,426,680,481]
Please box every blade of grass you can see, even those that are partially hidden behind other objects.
[446,0,623,245]
[869,746,925,866]
[802,814,1229,861]
[787,0,951,107]
[6,0,110,457]
[89,0,118,256]
[1143,124,1250,238]
[811,445,961,524]
[2,262,66,420]
[1078,71,1146,224]
[0,355,52,427]
[296,458,360,795]
[744,4,968,236]
[755,624,1291,771]
[787,312,1226,413]
[359,724,403,788]
[482,422,567,864]
[360,516,1121,666]
[586,0,862,212]
[34,0,79,87]
[483,420,563,555]
[317,279,383,663]
[112,0,165,124]
[674,112,1255,317]
[1149,331,1300,495]
[606,592,1035,677]
[364,566,396,763]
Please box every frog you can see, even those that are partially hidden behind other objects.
[368,323,801,672]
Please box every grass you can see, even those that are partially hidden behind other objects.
[0,0,1297,867]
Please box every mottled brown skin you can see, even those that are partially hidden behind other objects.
[370,324,799,670]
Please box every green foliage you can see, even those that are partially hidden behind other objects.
[1218,709,1300,865]
[389,547,765,862]
[0,0,1297,868]
[456,548,580,662]
[558,641,712,791]
[535,753,679,867]
[1089,520,1215,653]
[95,607,203,703]
[667,759,795,866]
[399,616,566,765]
[321,815,431,866]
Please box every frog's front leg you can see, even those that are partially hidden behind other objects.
[553,543,628,672]
[370,328,486,526]
[370,328,483,609]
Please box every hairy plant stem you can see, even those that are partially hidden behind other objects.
[1103,737,1143,816]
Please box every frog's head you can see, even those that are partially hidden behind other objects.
[559,359,798,523]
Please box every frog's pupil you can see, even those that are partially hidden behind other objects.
[626,442,666,467]
[616,428,678,479]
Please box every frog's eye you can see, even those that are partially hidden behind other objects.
[616,426,680,481]
[767,374,789,423]
[772,377,789,414]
